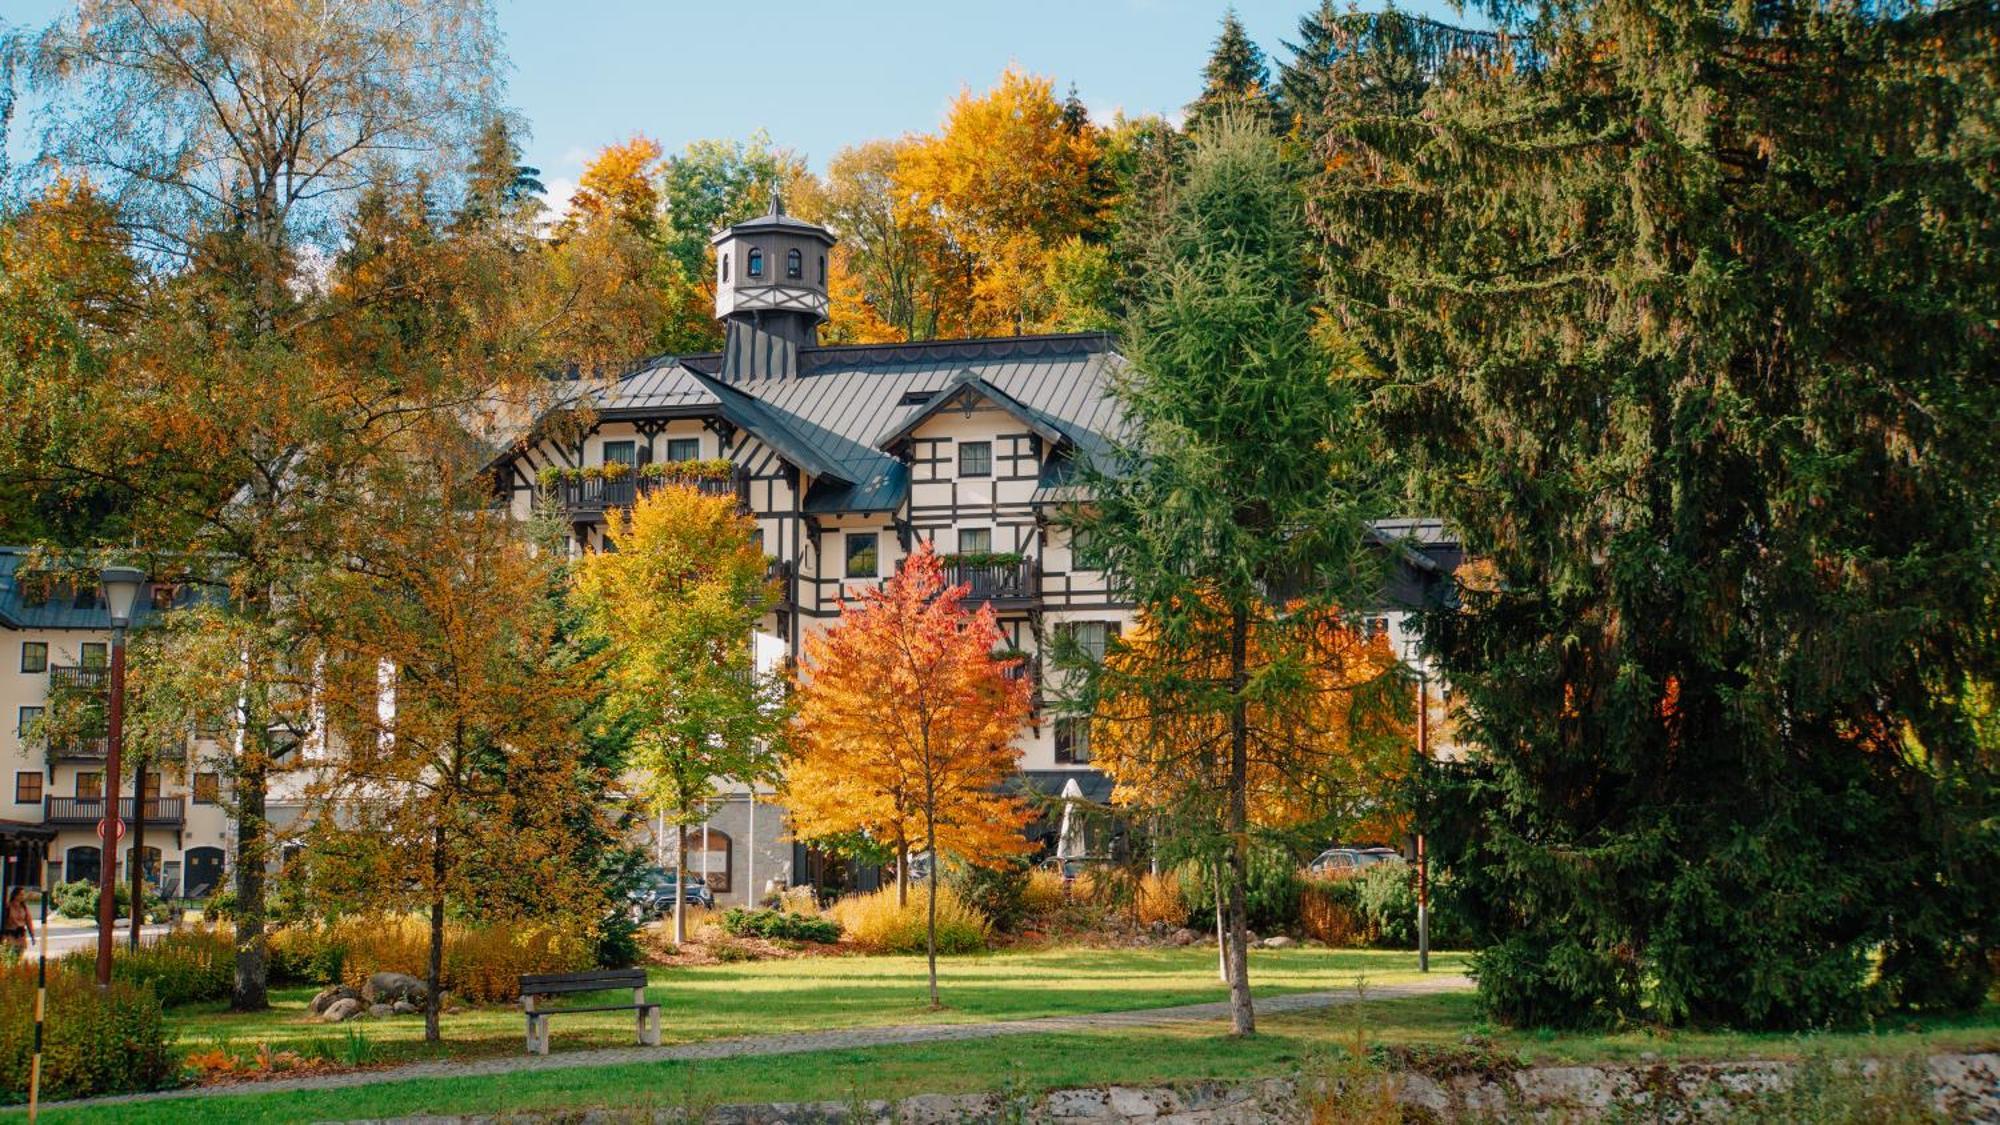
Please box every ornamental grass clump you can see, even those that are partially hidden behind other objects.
[828,886,991,955]
[269,914,592,1003]
[55,925,233,1007]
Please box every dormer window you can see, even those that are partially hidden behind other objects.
[786,249,802,280]
[747,248,764,278]
[721,252,730,283]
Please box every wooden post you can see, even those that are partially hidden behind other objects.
[30,847,49,1123]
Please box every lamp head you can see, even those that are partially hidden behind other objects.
[99,566,147,629]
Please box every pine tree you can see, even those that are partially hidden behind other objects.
[458,114,545,234]
[1312,1,2000,1028]
[1186,9,1273,135]
[1064,108,1390,1036]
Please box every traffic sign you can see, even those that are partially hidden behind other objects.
[95,817,126,842]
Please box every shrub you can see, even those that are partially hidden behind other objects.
[269,915,592,1003]
[827,886,991,954]
[720,908,840,944]
[1300,865,1475,950]
[50,880,168,923]
[946,857,1030,933]
[54,926,232,1008]
[1135,872,1190,928]
[1179,846,1305,934]
[0,969,176,1102]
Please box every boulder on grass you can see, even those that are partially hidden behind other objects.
[392,999,418,1015]
[308,984,360,1016]
[368,1003,394,1018]
[362,971,428,1005]
[1263,936,1296,950]
[1170,928,1197,947]
[321,997,365,1023]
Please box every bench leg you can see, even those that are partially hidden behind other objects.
[525,1013,549,1056]
[638,1005,661,1047]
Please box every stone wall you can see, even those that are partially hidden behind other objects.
[365,1051,2000,1123]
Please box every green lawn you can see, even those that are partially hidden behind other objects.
[28,987,1999,1125]
[168,946,1467,1067]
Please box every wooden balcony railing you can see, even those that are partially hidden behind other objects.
[942,558,1039,607]
[559,470,748,518]
[49,664,109,692]
[44,796,185,827]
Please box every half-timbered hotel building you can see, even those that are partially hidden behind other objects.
[491,201,1459,903]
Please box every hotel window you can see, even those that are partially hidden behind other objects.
[958,441,992,477]
[141,771,162,800]
[818,255,826,283]
[1071,526,1105,571]
[76,771,103,800]
[71,583,98,610]
[666,438,700,462]
[193,772,221,805]
[748,248,764,278]
[148,583,177,609]
[20,642,47,674]
[957,528,992,555]
[1055,718,1092,764]
[721,252,730,282]
[16,706,41,738]
[845,533,879,579]
[602,440,636,467]
[15,772,41,804]
[786,248,802,279]
[1066,621,1119,663]
[81,642,108,669]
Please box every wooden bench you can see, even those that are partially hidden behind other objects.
[519,969,660,1055]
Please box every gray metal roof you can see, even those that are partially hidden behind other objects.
[0,549,180,632]
[568,333,1125,513]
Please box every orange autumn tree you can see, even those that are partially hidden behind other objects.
[1088,603,1414,846]
[784,540,1031,1006]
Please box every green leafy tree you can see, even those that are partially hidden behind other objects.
[572,484,787,944]
[1313,1,2000,1028]
[1062,110,1390,1036]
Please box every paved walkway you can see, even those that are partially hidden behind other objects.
[47,974,1473,1112]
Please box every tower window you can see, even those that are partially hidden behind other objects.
[786,249,802,280]
[747,248,764,278]
[819,255,826,283]
[721,252,730,283]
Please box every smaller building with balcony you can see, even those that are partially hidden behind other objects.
[0,548,236,898]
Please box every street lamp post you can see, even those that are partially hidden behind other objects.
[94,566,145,988]
[1402,633,1431,974]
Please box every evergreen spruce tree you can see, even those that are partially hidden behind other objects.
[1065,109,1389,1036]
[1312,1,2000,1028]
[1186,9,1273,134]
[458,114,545,234]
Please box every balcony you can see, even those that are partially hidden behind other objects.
[44,796,185,828]
[942,557,1040,608]
[557,469,748,520]
[47,735,110,764]
[49,664,109,692]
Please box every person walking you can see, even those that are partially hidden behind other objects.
[3,886,34,955]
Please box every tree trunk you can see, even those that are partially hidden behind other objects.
[673,819,688,947]
[925,818,939,1010]
[1225,605,1255,1036]
[232,752,269,1010]
[426,826,446,1043]
[896,836,909,907]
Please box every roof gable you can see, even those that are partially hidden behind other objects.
[873,370,1071,452]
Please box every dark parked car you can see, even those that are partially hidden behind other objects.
[627,868,714,916]
[1307,847,1404,879]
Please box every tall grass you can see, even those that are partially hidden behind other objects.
[827,886,991,954]
[268,915,592,1003]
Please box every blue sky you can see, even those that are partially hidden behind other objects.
[8,0,1466,206]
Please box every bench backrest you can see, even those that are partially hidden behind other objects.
[520,969,649,996]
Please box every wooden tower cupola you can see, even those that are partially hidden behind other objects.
[712,190,837,380]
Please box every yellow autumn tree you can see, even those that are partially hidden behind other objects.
[893,68,1108,336]
[784,541,1032,1005]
